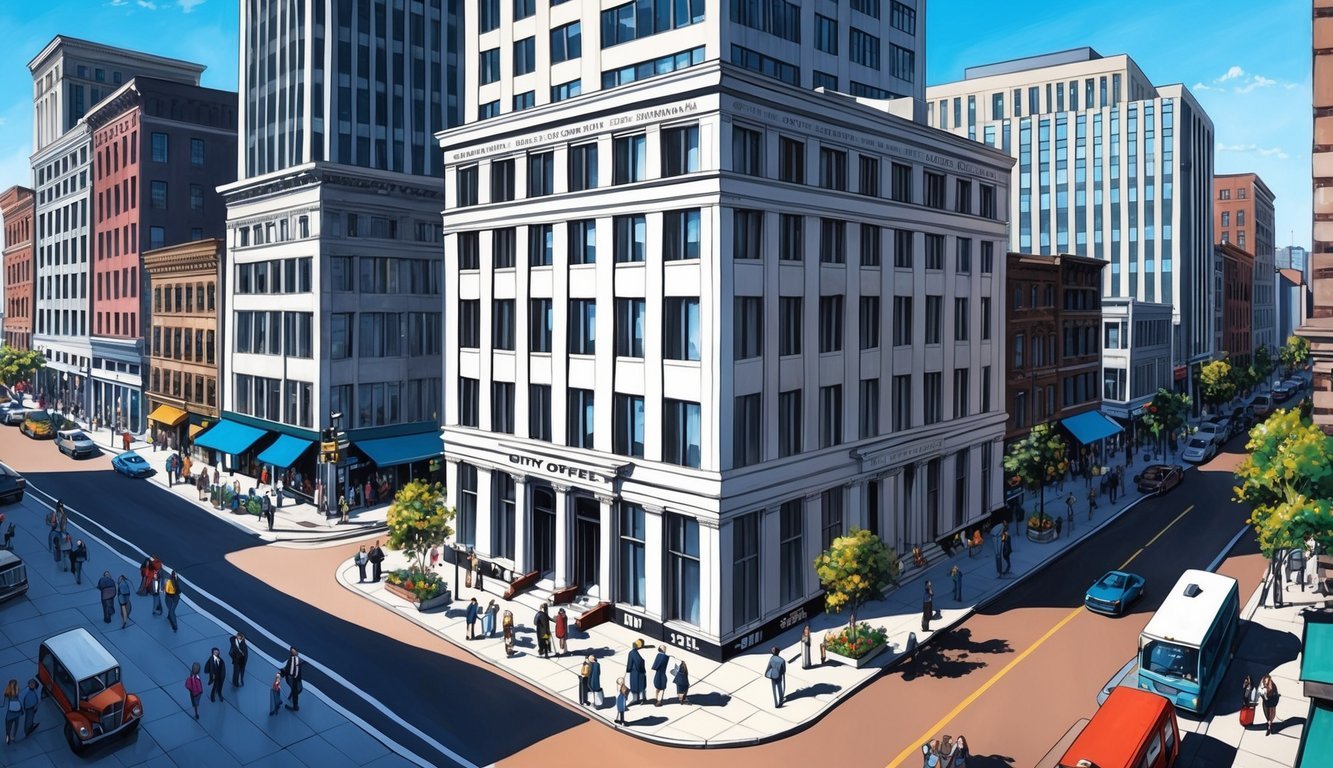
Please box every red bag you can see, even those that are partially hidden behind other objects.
[1240,704,1255,726]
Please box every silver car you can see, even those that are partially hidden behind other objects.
[1181,436,1216,464]
[54,429,97,458]
[1,403,28,426]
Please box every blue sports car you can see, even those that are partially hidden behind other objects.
[1084,570,1145,615]
[111,451,154,478]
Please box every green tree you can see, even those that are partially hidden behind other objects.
[1234,408,1333,559]
[814,528,898,630]
[1002,422,1069,526]
[0,346,46,388]
[1140,388,1192,455]
[1252,345,1276,384]
[1199,359,1236,412]
[1280,334,1311,377]
[385,480,455,573]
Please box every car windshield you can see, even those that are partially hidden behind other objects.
[1142,640,1198,682]
[66,432,88,441]
[1188,438,1209,449]
[77,667,120,699]
[1142,467,1165,481]
[126,456,145,465]
[1099,573,1126,589]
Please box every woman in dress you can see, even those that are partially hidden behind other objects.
[1260,674,1281,735]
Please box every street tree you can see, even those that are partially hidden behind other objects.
[1234,408,1333,567]
[385,480,455,573]
[814,528,898,631]
[1002,422,1069,527]
[1199,359,1236,413]
[0,346,46,388]
[1280,334,1311,377]
[1139,388,1192,455]
[1252,345,1276,385]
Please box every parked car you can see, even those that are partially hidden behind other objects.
[1134,464,1185,495]
[1181,437,1217,464]
[37,627,143,753]
[54,429,97,459]
[19,409,53,438]
[0,462,25,504]
[1195,420,1229,446]
[110,451,153,478]
[1251,393,1273,417]
[1,402,28,425]
[1227,408,1253,438]
[1085,570,1146,615]
[1273,381,1296,402]
[0,549,28,603]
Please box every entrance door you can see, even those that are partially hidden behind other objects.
[532,487,557,575]
[573,497,600,591]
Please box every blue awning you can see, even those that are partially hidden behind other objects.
[257,434,314,469]
[1061,411,1125,445]
[355,432,443,467]
[192,419,269,455]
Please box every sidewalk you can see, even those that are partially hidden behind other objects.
[335,440,1193,747]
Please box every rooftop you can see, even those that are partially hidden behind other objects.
[963,47,1103,80]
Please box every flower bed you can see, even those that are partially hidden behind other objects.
[384,568,451,610]
[822,622,890,668]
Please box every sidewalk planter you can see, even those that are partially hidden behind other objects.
[824,641,888,669]
[1027,518,1058,543]
[821,622,890,669]
[384,569,451,612]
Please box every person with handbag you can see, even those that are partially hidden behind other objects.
[164,570,183,632]
[1260,674,1280,735]
[1240,675,1258,727]
[184,663,203,719]
[554,608,569,656]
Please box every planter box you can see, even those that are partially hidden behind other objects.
[824,641,889,669]
[384,582,451,611]
[1027,526,1058,544]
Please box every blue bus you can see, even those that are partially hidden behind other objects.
[1138,569,1240,713]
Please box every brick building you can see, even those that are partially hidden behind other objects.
[1309,0,1333,433]
[0,186,35,350]
[1217,242,1255,367]
[1214,172,1276,356]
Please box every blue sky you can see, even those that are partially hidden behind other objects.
[0,0,1315,248]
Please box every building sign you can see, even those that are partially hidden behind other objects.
[613,607,723,660]
[728,98,1004,181]
[723,594,826,661]
[856,440,944,472]
[449,101,702,163]
[506,452,619,489]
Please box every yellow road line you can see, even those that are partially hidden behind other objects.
[887,503,1196,766]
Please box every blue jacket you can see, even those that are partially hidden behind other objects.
[627,647,647,693]
[587,660,601,691]
[466,602,480,624]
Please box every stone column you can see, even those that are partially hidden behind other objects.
[596,494,615,603]
[846,479,866,532]
[553,483,570,588]
[512,475,529,574]
[474,466,493,555]
[643,504,665,618]
[697,515,720,637]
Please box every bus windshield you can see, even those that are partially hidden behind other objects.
[1141,640,1198,683]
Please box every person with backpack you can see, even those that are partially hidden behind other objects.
[164,570,182,631]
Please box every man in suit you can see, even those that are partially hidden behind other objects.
[203,647,226,702]
[765,646,787,708]
[533,603,551,657]
[368,541,385,582]
[281,647,303,710]
[229,631,249,687]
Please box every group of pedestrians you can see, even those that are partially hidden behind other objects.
[354,542,387,583]
[184,635,305,719]
[921,734,970,766]
[2,680,39,745]
[613,639,690,726]
[1241,674,1282,735]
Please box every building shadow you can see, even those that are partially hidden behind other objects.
[1211,622,1302,717]
[894,628,1012,682]
[1178,732,1237,767]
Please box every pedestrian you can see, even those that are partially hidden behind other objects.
[122,430,131,452]
[260,467,269,492]
[150,564,163,615]
[230,631,249,687]
[339,496,350,522]
[138,558,152,595]
[368,540,385,582]
[71,539,87,585]
[185,663,203,719]
[578,657,591,706]
[281,647,303,711]
[354,546,368,582]
[482,600,498,638]
[534,603,552,658]
[3,680,19,745]
[55,500,66,532]
[204,648,226,702]
[20,680,38,738]
[1087,486,1098,518]
[1108,472,1118,504]
[614,678,629,726]
[275,476,284,508]
[265,496,276,530]
[949,735,970,766]
[951,563,963,601]
[59,533,72,572]
[651,644,668,706]
[502,609,515,656]
[48,525,60,560]
[1065,492,1076,522]
[922,740,941,767]
[673,658,690,704]
[626,639,648,704]
[116,574,132,628]
[1001,530,1013,575]
[922,580,935,631]
[182,454,192,485]
[269,671,283,715]
[97,571,116,623]
[164,570,182,632]
[1260,674,1280,735]
[212,467,220,486]
[165,453,176,486]
[765,646,786,708]
[801,625,812,669]
[588,655,603,708]
[465,597,479,640]
[1054,516,1063,539]
[555,607,569,656]
[197,470,208,501]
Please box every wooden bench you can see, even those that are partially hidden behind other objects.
[502,570,540,601]
[575,602,612,631]
[551,584,579,605]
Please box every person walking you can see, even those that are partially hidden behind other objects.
[281,647,303,711]
[1065,492,1076,523]
[922,580,934,632]
[626,639,648,705]
[533,604,552,658]
[949,735,970,766]
[71,539,87,585]
[950,564,963,601]
[122,430,131,452]
[588,655,603,708]
[1087,486,1098,519]
[269,671,284,716]
[150,564,163,615]
[801,625,813,669]
[1001,530,1013,575]
[554,608,569,656]
[165,453,176,486]
[116,574,132,628]
[502,609,515,656]
[355,546,368,583]
[3,680,20,745]
[482,600,499,638]
[578,657,592,706]
[164,570,182,632]
[672,659,690,704]
[614,678,629,726]
[96,571,116,624]
[185,663,203,719]
[55,500,66,533]
[651,645,669,706]
[1260,674,1280,735]
[59,533,72,572]
[465,598,480,640]
[368,540,385,583]
[48,525,60,561]
[196,470,208,501]
[204,648,226,703]
[1108,470,1119,504]
[230,632,249,687]
[765,646,787,708]
[20,680,38,738]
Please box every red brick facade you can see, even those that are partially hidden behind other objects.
[0,186,35,350]
[1218,242,1254,367]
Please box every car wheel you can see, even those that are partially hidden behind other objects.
[65,723,85,754]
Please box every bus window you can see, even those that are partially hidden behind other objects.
[1163,722,1175,754]
[1142,641,1198,682]
[1143,731,1161,766]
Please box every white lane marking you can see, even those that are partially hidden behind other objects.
[24,481,486,768]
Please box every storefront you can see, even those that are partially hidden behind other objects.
[256,434,318,501]
[146,402,189,451]
[191,418,269,477]
[342,431,443,509]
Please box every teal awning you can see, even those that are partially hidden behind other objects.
[355,432,442,467]
[192,419,268,455]
[257,434,314,469]
[1061,411,1125,445]
[1298,701,1333,767]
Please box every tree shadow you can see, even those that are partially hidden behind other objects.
[1212,622,1302,717]
[785,682,841,701]
[894,628,1013,682]
[684,691,731,707]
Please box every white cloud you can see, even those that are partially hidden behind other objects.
[1218,66,1245,82]
[136,0,157,8]
[177,0,205,11]
[1218,143,1290,160]
[1236,74,1277,94]
[1192,81,1216,92]
[1199,66,1290,95]
[109,0,128,5]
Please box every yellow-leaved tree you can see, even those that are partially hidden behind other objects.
[1234,407,1333,559]
[814,528,899,631]
[385,480,455,573]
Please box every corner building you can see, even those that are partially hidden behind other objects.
[440,59,1011,659]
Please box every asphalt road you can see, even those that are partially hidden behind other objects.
[0,427,583,767]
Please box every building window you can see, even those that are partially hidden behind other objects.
[569,143,598,192]
[924,371,942,424]
[480,48,501,85]
[493,473,516,561]
[568,388,595,448]
[491,159,515,202]
[780,499,804,604]
[613,134,648,184]
[890,162,913,202]
[568,219,596,265]
[954,367,970,418]
[513,0,535,19]
[954,449,969,526]
[980,241,994,273]
[513,91,535,111]
[859,296,880,350]
[819,219,846,263]
[779,297,802,356]
[458,377,479,427]
[980,184,997,219]
[778,389,802,457]
[667,514,701,625]
[620,504,646,607]
[150,181,168,210]
[734,393,762,467]
[821,488,844,549]
[613,394,645,457]
[664,209,701,260]
[492,300,515,350]
[149,226,165,250]
[818,147,847,191]
[190,138,205,166]
[479,0,500,32]
[665,298,701,360]
[733,209,763,260]
[151,133,168,162]
[569,300,596,355]
[456,166,479,207]
[859,378,880,439]
[551,21,582,63]
[925,295,942,344]
[981,297,992,340]
[478,100,500,120]
[732,512,761,628]
[457,464,477,547]
[861,224,882,266]
[893,374,912,430]
[780,214,804,261]
[526,224,552,266]
[529,384,552,441]
[892,296,912,346]
[604,0,706,47]
[893,228,914,269]
[954,298,969,341]
[814,14,838,54]
[859,156,880,196]
[924,234,944,270]
[732,126,763,176]
[734,296,763,359]
[613,214,646,263]
[615,298,646,357]
[663,399,702,467]
[923,171,946,209]
[528,151,554,197]
[819,295,844,353]
[513,37,536,76]
[849,28,880,70]
[819,385,843,447]
[529,298,552,353]
[778,137,805,184]
[551,79,582,103]
[662,124,700,177]
[491,382,515,433]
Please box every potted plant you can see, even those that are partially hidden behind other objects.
[821,622,891,668]
[814,528,899,666]
[383,480,456,612]
[1027,514,1057,543]
[384,568,451,610]
[243,495,262,517]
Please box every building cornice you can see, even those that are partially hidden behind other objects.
[142,239,223,276]
[220,162,441,205]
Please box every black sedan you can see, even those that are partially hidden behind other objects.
[0,462,25,503]
[1134,464,1184,495]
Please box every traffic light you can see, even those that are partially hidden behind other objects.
[321,440,339,464]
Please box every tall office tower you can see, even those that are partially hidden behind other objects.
[211,0,460,503]
[1309,0,1333,433]
[927,48,1216,422]
[1213,173,1276,358]
[28,36,205,416]
[440,0,1008,660]
[1,186,35,351]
